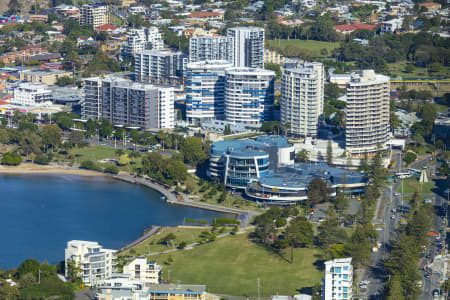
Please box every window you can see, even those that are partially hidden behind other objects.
[343,274,348,280]
[343,266,348,271]
[334,267,341,273]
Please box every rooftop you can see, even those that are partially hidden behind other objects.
[147,284,206,294]
[257,163,367,189]
[333,24,375,31]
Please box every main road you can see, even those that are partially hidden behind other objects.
[363,153,443,299]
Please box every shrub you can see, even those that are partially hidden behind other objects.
[275,217,287,228]
[213,218,240,226]
[178,241,187,249]
[34,154,50,165]
[80,160,98,170]
[1,153,22,165]
[104,165,119,174]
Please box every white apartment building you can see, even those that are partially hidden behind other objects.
[186,60,233,124]
[13,83,52,107]
[189,36,230,63]
[80,3,109,28]
[380,18,403,34]
[227,27,265,68]
[122,27,163,59]
[123,258,162,284]
[224,67,275,125]
[135,49,187,86]
[323,258,353,300]
[281,62,324,138]
[65,240,116,287]
[345,70,390,156]
[82,76,174,129]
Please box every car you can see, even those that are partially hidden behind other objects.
[318,218,325,222]
[391,214,396,219]
[394,192,400,197]
[424,273,431,278]
[432,289,440,298]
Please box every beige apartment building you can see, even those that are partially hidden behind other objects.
[19,70,73,85]
[80,3,109,28]
[345,70,390,157]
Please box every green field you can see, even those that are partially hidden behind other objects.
[266,39,340,53]
[150,233,323,297]
[397,178,435,195]
[122,227,225,256]
[68,145,142,172]
[387,61,450,79]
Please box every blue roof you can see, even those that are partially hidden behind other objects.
[210,139,267,158]
[210,136,289,158]
[258,163,368,189]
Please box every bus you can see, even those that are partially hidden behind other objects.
[395,172,412,179]
[408,168,421,175]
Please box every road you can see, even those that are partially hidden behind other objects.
[363,154,445,299]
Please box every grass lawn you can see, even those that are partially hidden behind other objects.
[70,145,118,162]
[122,227,226,256]
[387,60,450,79]
[266,39,340,54]
[151,233,323,297]
[398,178,435,194]
[69,145,142,172]
[186,176,262,212]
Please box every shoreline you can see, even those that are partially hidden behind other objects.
[0,163,259,225]
[0,163,109,177]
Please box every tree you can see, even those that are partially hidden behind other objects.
[68,131,84,146]
[326,139,333,165]
[118,154,130,166]
[0,128,9,145]
[19,132,42,157]
[285,216,314,263]
[178,241,187,249]
[404,64,415,73]
[41,125,62,152]
[182,137,207,166]
[1,153,22,166]
[99,119,113,138]
[296,149,309,162]
[385,276,406,300]
[80,160,97,170]
[317,207,348,249]
[17,259,40,279]
[86,119,97,137]
[223,124,231,135]
[104,165,119,174]
[403,152,417,166]
[66,260,81,284]
[55,76,75,87]
[439,161,449,176]
[127,13,145,28]
[306,178,330,206]
[130,129,140,147]
[159,233,177,247]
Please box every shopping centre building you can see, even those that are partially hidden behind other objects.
[208,135,367,205]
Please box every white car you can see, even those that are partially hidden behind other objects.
[391,214,396,219]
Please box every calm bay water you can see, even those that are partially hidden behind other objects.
[0,174,230,269]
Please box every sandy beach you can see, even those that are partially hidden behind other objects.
[0,163,107,177]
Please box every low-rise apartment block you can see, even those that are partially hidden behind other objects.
[323,258,353,300]
[65,240,116,287]
[12,82,52,107]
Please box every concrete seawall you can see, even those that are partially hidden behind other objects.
[112,174,260,227]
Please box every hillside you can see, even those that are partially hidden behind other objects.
[0,0,50,15]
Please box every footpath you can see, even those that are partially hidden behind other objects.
[113,174,261,228]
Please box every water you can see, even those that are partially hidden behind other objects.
[0,174,230,269]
